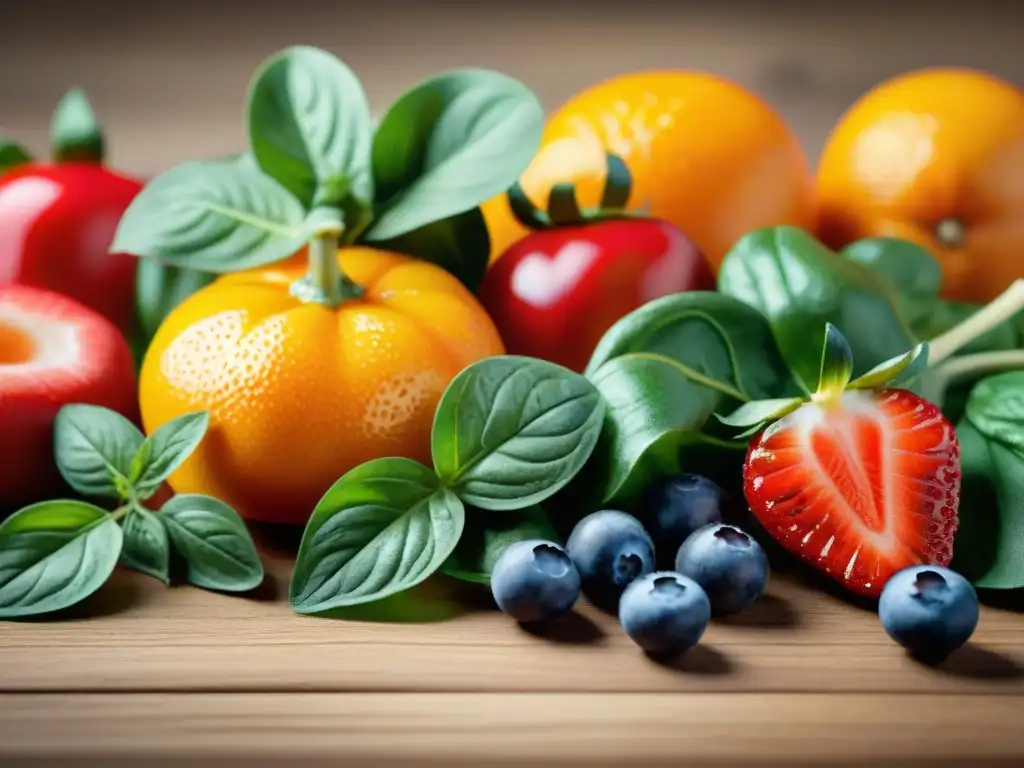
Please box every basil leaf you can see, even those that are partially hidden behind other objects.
[120,506,170,584]
[0,500,122,618]
[365,69,543,241]
[0,140,32,174]
[161,494,264,592]
[53,404,144,499]
[247,45,374,208]
[951,371,1024,589]
[130,412,209,498]
[365,205,490,291]
[134,257,215,343]
[290,458,464,613]
[583,291,796,505]
[718,226,915,391]
[442,504,559,585]
[110,159,307,273]
[431,356,605,511]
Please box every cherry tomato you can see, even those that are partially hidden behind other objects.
[478,154,715,373]
[0,89,143,336]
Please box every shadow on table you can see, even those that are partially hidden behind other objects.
[645,644,734,676]
[928,643,1024,682]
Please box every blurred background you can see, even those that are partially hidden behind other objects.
[1,0,1021,176]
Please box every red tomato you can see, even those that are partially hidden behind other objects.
[0,89,143,336]
[478,217,714,373]
[0,163,142,335]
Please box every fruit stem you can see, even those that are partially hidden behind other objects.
[920,349,1024,406]
[290,208,364,308]
[927,279,1024,365]
[50,88,105,164]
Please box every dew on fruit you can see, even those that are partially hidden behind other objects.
[650,575,687,598]
[533,544,571,577]
[714,526,751,547]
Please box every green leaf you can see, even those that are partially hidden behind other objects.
[842,237,942,329]
[365,205,490,290]
[50,88,104,163]
[717,226,916,391]
[842,237,1023,356]
[951,372,1024,589]
[716,397,805,429]
[130,412,209,498]
[848,343,930,390]
[247,45,374,209]
[583,291,797,505]
[365,68,543,241]
[53,404,144,499]
[290,458,464,613]
[0,501,122,618]
[815,323,854,394]
[431,356,605,511]
[134,257,216,343]
[160,494,264,592]
[442,504,559,585]
[110,159,307,273]
[0,140,32,174]
[120,506,170,584]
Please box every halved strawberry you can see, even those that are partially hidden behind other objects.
[719,324,960,598]
[743,389,960,597]
[0,284,137,509]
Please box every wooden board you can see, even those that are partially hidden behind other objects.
[1,543,1023,764]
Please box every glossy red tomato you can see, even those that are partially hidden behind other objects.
[0,163,142,334]
[0,89,143,336]
[478,216,714,373]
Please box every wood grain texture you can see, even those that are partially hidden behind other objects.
[2,692,1024,766]
[1,551,1022,696]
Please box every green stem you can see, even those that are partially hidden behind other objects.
[290,210,364,308]
[110,505,130,522]
[50,88,104,164]
[928,279,1024,365]
[920,349,1024,406]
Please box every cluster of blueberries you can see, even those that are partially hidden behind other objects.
[490,474,767,655]
[490,474,982,663]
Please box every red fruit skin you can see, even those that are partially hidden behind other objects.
[478,218,715,373]
[742,389,961,598]
[0,284,138,510]
[0,163,144,336]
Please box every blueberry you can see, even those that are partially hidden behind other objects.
[618,571,711,654]
[639,474,725,567]
[878,565,979,665]
[674,523,769,615]
[490,539,581,623]
[565,510,655,610]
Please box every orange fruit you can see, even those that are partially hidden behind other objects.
[817,68,1024,304]
[138,247,504,525]
[482,71,816,271]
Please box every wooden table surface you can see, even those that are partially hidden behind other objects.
[1,525,1022,766]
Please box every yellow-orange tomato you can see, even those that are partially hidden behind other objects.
[139,248,504,525]
[482,71,817,271]
[817,68,1024,304]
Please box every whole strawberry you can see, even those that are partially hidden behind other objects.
[718,325,961,598]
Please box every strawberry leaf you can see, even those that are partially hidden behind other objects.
[848,343,929,391]
[815,322,854,396]
[715,397,806,429]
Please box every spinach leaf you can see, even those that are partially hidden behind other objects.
[583,291,795,505]
[718,226,916,390]
[290,458,464,613]
[950,371,1024,589]
[432,356,605,511]
[442,505,559,585]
